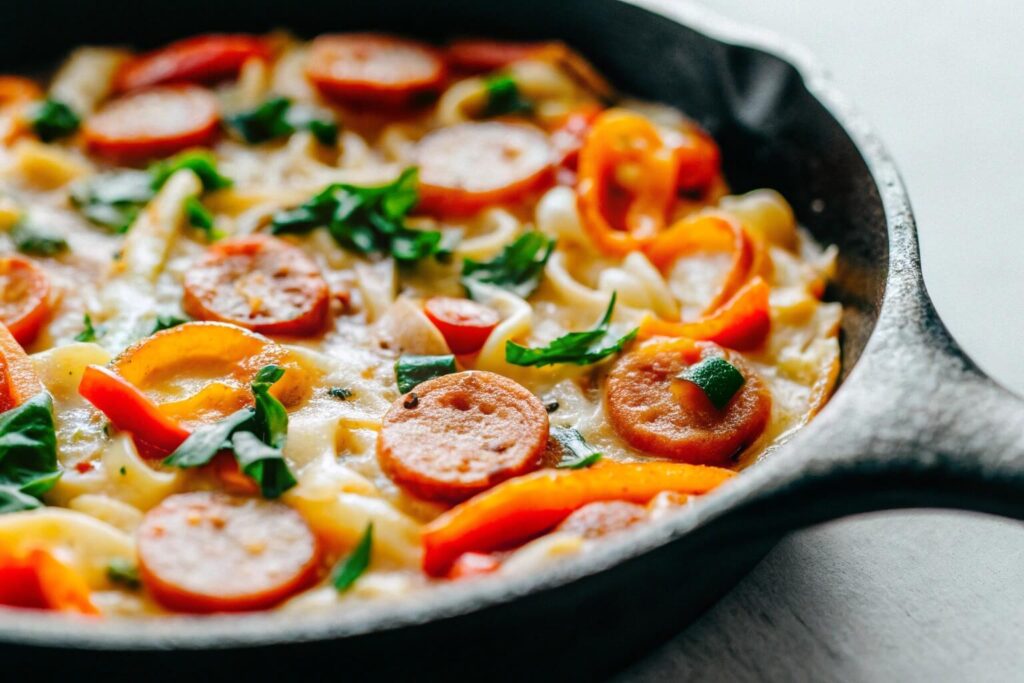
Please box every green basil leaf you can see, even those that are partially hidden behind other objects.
[270,168,446,263]
[162,407,254,469]
[74,314,98,342]
[228,97,339,147]
[106,558,141,589]
[184,196,221,240]
[251,365,288,448]
[230,431,296,499]
[551,427,603,469]
[151,314,189,334]
[226,97,294,143]
[69,170,154,233]
[11,218,67,256]
[149,151,232,192]
[27,98,80,142]
[395,354,457,394]
[482,75,533,118]
[332,522,373,592]
[461,231,555,299]
[505,293,637,367]
[0,392,61,514]
[676,356,745,409]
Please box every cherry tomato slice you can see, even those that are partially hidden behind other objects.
[306,33,446,107]
[183,235,329,337]
[444,39,548,73]
[0,256,51,348]
[415,122,553,216]
[423,296,499,355]
[114,34,270,93]
[83,85,219,160]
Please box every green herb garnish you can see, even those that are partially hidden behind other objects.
[163,366,296,499]
[505,293,637,367]
[551,427,603,469]
[227,97,339,146]
[0,392,61,514]
[183,196,221,240]
[270,168,448,263]
[106,558,141,589]
[482,75,533,118]
[74,314,98,342]
[332,523,373,593]
[71,152,231,233]
[27,98,80,142]
[676,356,745,409]
[328,387,353,400]
[395,354,457,394]
[11,218,67,256]
[151,314,189,334]
[461,231,555,299]
[148,151,233,192]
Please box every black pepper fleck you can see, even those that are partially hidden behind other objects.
[545,400,560,413]
[403,392,419,409]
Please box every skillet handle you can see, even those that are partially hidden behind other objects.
[721,302,1024,534]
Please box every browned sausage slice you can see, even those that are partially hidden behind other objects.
[555,500,647,539]
[605,339,771,465]
[415,122,553,216]
[137,492,319,613]
[377,370,548,502]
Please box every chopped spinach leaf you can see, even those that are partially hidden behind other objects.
[106,558,141,589]
[482,75,533,118]
[395,354,457,394]
[461,231,554,299]
[11,218,67,256]
[148,151,233,192]
[0,392,61,514]
[332,523,373,592]
[505,293,637,367]
[183,196,221,239]
[74,314,98,342]
[27,98,80,142]
[161,365,296,499]
[270,168,446,263]
[227,97,339,146]
[676,356,745,409]
[551,427,603,469]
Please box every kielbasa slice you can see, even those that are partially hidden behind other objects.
[137,492,319,613]
[377,370,548,502]
[605,339,771,465]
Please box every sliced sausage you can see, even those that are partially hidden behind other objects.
[555,500,647,539]
[306,33,446,107]
[444,39,547,73]
[115,34,270,93]
[415,122,552,216]
[377,370,548,502]
[605,339,771,465]
[137,492,319,613]
[83,85,219,160]
[183,235,329,337]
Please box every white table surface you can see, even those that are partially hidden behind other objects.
[618,1,1024,680]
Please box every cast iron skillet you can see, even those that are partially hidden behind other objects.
[2,0,1022,678]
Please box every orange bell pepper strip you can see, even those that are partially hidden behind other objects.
[674,123,722,193]
[638,276,771,350]
[79,364,190,459]
[0,323,43,413]
[0,546,98,615]
[643,213,759,314]
[576,109,679,256]
[421,460,734,576]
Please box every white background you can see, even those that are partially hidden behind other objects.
[619,1,1024,680]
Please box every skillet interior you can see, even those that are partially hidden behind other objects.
[0,0,892,677]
